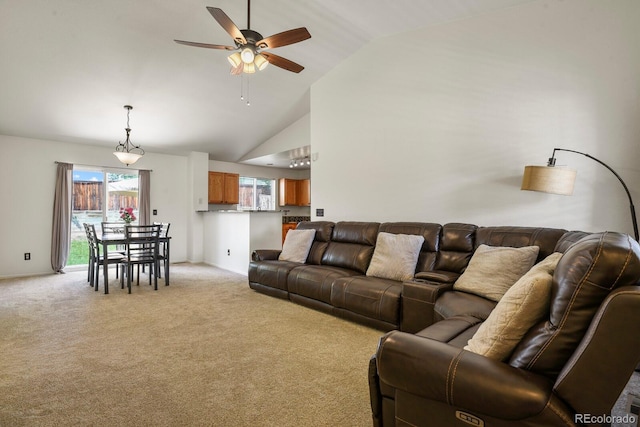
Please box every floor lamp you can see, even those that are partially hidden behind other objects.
[521,148,639,241]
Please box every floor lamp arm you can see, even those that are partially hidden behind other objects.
[550,148,639,241]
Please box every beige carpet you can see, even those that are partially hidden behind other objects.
[0,263,383,426]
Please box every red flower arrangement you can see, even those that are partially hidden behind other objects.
[119,207,136,224]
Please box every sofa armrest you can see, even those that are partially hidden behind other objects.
[376,331,554,419]
[400,279,453,333]
[251,249,282,261]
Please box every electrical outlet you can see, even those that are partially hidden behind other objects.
[153,209,157,215]
[24,253,31,260]
[227,249,230,256]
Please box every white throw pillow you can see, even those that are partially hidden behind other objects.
[278,229,316,263]
[453,244,540,302]
[464,252,562,361]
[366,232,425,282]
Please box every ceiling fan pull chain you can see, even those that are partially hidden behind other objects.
[245,75,251,106]
[239,74,251,106]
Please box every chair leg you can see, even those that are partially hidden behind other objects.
[127,264,132,294]
[88,257,93,286]
[153,261,158,291]
[94,262,100,292]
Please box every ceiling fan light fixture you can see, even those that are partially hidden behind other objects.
[241,47,255,64]
[227,52,242,68]
[243,61,256,74]
[254,53,268,70]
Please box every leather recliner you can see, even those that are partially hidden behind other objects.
[370,232,640,426]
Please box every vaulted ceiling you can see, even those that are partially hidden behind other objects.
[0,0,533,167]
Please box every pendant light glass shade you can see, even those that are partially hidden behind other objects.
[113,150,143,166]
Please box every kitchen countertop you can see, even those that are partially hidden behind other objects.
[196,210,283,213]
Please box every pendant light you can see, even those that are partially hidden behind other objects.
[113,105,144,166]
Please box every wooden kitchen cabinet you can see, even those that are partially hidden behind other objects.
[282,222,297,243]
[297,179,310,206]
[279,178,310,206]
[279,178,298,206]
[208,171,239,204]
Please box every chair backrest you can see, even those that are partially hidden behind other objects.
[83,223,99,257]
[124,224,161,262]
[102,222,125,235]
[153,222,171,238]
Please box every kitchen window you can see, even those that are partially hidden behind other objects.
[239,177,276,211]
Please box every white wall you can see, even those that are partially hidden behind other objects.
[310,0,640,236]
[239,113,310,162]
[202,212,281,275]
[0,135,189,278]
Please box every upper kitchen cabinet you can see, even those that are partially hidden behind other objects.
[209,171,239,204]
[279,178,310,207]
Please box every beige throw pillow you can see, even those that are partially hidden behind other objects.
[453,244,540,302]
[278,229,316,263]
[464,252,562,361]
[366,232,425,281]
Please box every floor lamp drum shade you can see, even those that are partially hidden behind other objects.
[521,165,577,196]
[521,148,638,241]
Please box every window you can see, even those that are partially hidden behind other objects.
[239,177,276,211]
[69,168,139,266]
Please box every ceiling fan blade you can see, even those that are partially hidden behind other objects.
[230,63,244,75]
[257,28,311,49]
[207,7,246,45]
[261,52,305,73]
[174,40,236,50]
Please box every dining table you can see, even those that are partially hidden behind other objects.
[96,232,171,294]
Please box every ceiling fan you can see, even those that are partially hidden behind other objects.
[174,1,311,74]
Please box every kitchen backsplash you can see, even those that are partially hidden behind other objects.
[282,216,311,224]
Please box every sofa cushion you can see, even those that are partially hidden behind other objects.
[321,222,379,273]
[279,229,316,263]
[434,291,497,323]
[331,276,403,325]
[464,252,562,361]
[288,264,362,304]
[248,260,301,292]
[366,232,425,281]
[416,315,483,347]
[453,244,539,302]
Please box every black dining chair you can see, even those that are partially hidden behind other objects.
[153,222,171,280]
[101,221,127,254]
[120,224,161,293]
[101,222,125,235]
[83,223,122,291]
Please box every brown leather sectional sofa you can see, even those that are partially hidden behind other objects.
[248,220,640,426]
